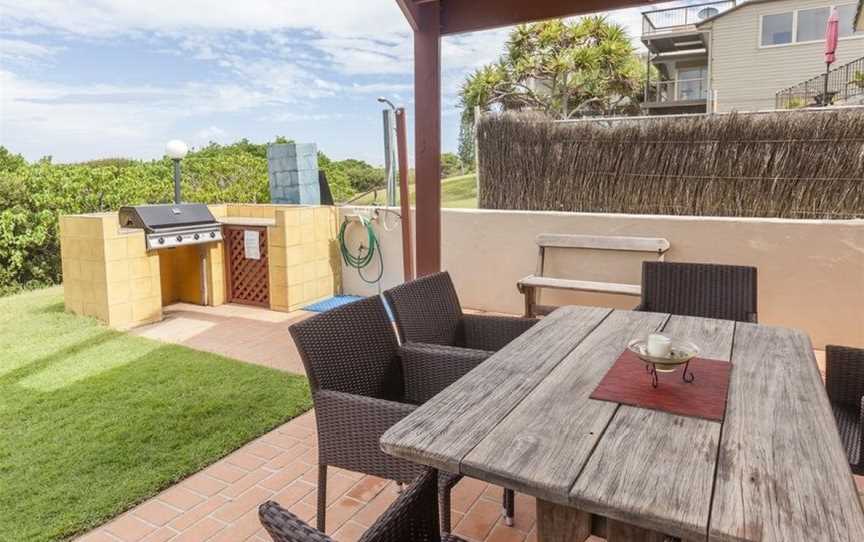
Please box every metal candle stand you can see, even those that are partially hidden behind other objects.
[645,360,695,388]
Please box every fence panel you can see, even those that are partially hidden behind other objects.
[477,111,864,219]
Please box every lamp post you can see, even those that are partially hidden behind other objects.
[165,139,188,204]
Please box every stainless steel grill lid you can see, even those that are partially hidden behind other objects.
[119,204,223,250]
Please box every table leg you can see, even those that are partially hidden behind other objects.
[536,499,591,542]
[606,519,668,542]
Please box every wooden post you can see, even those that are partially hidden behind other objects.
[473,105,481,207]
[413,2,442,276]
[395,108,414,282]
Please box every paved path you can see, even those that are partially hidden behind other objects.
[77,303,859,542]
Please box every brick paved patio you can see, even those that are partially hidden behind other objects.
[77,303,861,542]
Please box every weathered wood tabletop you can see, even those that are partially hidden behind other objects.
[380,306,864,542]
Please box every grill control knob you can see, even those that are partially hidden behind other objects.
[210,231,216,238]
[176,235,183,242]
[193,233,200,240]
[158,237,165,245]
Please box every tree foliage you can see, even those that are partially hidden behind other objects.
[458,16,649,155]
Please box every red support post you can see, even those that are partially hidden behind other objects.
[413,2,442,276]
[395,108,414,281]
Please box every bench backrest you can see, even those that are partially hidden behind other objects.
[536,234,670,276]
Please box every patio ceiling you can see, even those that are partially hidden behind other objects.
[396,0,660,276]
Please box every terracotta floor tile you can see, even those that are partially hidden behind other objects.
[210,509,262,542]
[303,473,358,507]
[509,494,537,533]
[332,520,367,542]
[141,527,178,542]
[323,496,365,535]
[75,530,119,542]
[182,474,227,497]
[854,474,864,493]
[260,462,312,491]
[133,500,182,527]
[172,517,225,542]
[222,469,271,498]
[453,498,501,541]
[104,514,157,542]
[346,475,389,502]
[260,432,303,452]
[524,527,537,542]
[451,477,490,513]
[213,486,274,523]
[272,480,317,508]
[203,462,247,484]
[286,500,317,523]
[225,451,268,471]
[170,496,229,531]
[486,523,527,542]
[245,441,284,461]
[352,484,399,527]
[158,486,205,511]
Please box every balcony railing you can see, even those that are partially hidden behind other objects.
[645,78,708,104]
[776,55,864,108]
[642,1,735,35]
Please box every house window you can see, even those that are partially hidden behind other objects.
[797,7,830,42]
[761,12,793,45]
[837,3,860,37]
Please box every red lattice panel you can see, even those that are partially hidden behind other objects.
[225,226,270,307]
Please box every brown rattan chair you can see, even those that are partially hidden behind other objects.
[289,296,460,533]
[259,468,466,542]
[383,271,537,526]
[636,261,758,322]
[826,345,864,475]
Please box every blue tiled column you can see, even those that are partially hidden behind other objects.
[267,143,321,204]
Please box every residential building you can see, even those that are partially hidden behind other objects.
[642,0,864,113]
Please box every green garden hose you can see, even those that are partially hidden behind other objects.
[338,216,384,284]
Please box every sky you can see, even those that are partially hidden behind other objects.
[0,0,686,165]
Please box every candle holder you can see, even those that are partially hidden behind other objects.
[627,337,700,388]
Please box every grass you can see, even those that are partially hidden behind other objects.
[0,287,312,542]
[350,173,478,208]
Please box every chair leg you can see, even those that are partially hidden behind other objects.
[439,483,452,533]
[503,488,515,527]
[316,464,327,532]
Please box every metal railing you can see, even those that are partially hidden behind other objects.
[775,56,864,109]
[642,1,735,34]
[645,78,709,104]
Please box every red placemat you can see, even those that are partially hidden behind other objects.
[590,350,732,421]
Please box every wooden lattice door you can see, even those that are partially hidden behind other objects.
[224,226,270,307]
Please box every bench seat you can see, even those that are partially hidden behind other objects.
[517,275,641,297]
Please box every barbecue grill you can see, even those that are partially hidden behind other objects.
[119,203,223,251]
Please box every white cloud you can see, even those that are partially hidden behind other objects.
[194,126,228,143]
[0,37,63,61]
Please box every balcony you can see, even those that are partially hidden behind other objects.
[643,77,709,111]
[642,0,735,35]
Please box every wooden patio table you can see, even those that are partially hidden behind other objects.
[381,306,864,541]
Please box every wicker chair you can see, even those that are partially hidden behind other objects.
[826,345,864,475]
[259,468,466,542]
[636,262,758,322]
[383,271,538,526]
[289,296,460,533]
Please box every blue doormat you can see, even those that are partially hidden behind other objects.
[304,295,363,313]
[304,295,395,321]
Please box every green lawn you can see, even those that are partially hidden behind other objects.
[351,173,478,208]
[0,287,312,542]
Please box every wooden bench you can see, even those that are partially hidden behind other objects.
[517,234,670,317]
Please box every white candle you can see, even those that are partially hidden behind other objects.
[647,334,672,358]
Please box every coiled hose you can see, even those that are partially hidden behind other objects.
[337,215,383,284]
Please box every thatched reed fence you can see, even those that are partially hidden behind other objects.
[477,110,864,218]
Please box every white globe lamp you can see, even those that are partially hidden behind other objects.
[165,140,188,203]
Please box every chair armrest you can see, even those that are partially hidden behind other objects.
[259,501,335,542]
[399,342,491,404]
[461,313,538,351]
[826,345,864,407]
[314,390,423,482]
[858,397,864,475]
